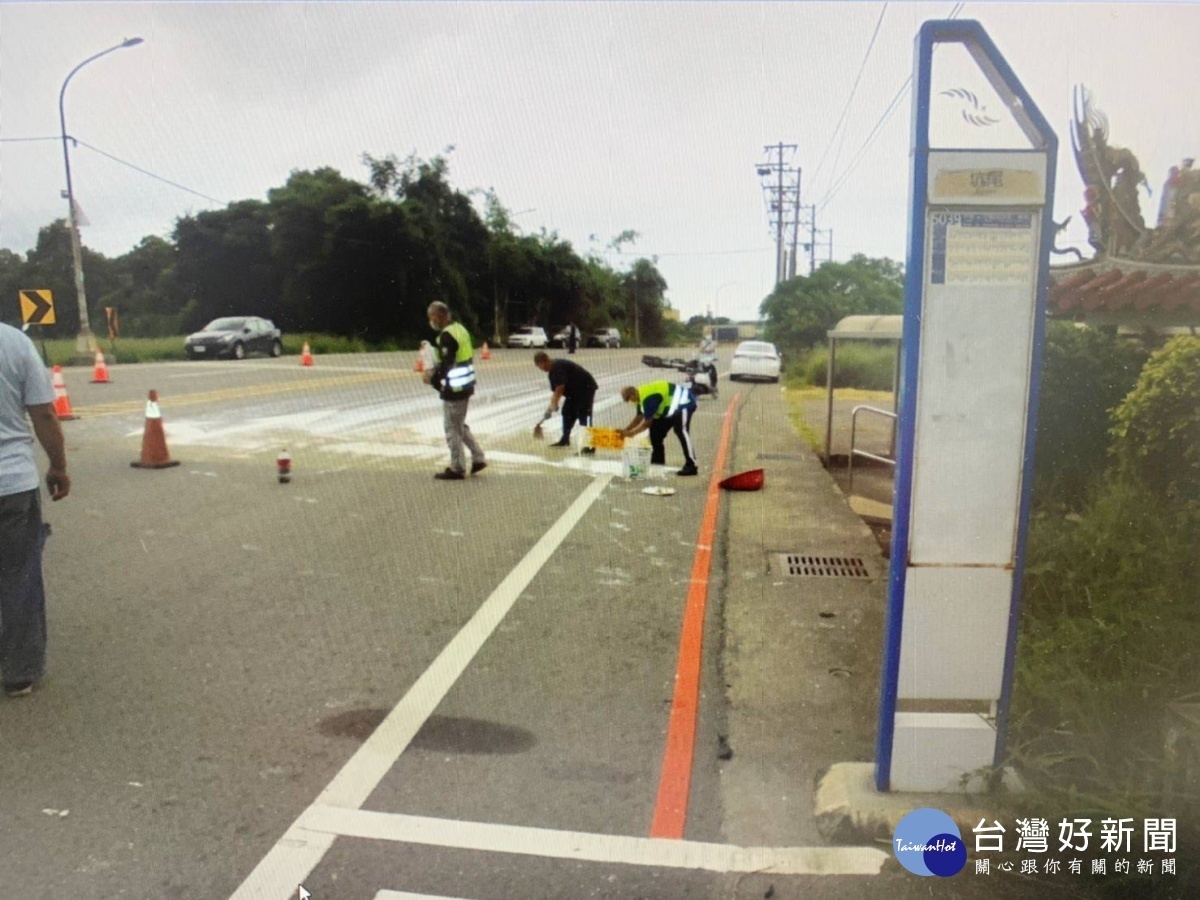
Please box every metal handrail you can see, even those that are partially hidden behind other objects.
[849,405,897,497]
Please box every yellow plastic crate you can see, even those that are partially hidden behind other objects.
[587,427,626,451]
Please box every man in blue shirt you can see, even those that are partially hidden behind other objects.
[0,323,70,698]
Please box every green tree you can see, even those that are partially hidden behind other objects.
[0,248,28,327]
[1110,335,1200,507]
[105,236,180,336]
[266,168,374,336]
[622,257,669,346]
[759,254,903,350]
[362,152,491,338]
[1032,322,1149,508]
[173,201,279,332]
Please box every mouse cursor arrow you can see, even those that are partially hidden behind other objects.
[298,888,311,900]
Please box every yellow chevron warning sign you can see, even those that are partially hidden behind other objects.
[20,289,55,326]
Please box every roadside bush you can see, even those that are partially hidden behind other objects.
[1008,333,1200,895]
[800,343,896,390]
[1010,475,1200,812]
[1032,322,1148,510]
[283,333,372,355]
[1109,335,1200,508]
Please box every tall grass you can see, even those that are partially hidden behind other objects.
[781,343,897,390]
[36,334,404,366]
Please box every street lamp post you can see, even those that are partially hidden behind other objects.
[714,281,743,326]
[491,207,535,344]
[59,37,144,356]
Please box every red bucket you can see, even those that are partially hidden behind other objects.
[719,468,764,491]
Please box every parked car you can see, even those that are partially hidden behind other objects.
[586,328,621,348]
[506,326,549,349]
[729,340,782,382]
[550,326,579,349]
[184,316,282,360]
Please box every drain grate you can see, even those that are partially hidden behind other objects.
[775,554,872,579]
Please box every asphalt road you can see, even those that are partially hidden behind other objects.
[0,347,753,900]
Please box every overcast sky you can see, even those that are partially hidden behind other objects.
[1,2,1196,323]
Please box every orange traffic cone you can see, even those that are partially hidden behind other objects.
[51,366,78,421]
[90,349,111,384]
[301,342,314,367]
[414,347,425,373]
[130,390,180,469]
[481,341,491,360]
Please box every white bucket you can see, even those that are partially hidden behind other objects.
[621,446,652,480]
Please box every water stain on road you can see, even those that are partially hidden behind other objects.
[318,709,536,755]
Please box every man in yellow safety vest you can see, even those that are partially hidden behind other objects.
[424,302,487,480]
[617,381,698,476]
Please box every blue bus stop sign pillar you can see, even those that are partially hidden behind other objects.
[875,20,1058,793]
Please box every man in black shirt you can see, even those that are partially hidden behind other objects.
[533,351,598,452]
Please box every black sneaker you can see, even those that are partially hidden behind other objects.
[677,464,699,477]
[581,447,596,455]
[471,461,488,475]
[434,468,466,480]
[4,681,34,698]
[550,438,571,447]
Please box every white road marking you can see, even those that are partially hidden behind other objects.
[300,806,889,876]
[228,475,613,900]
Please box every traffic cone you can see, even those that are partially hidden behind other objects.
[130,390,180,469]
[719,468,764,491]
[51,366,78,421]
[90,349,111,384]
[481,341,491,360]
[301,342,314,367]
[414,349,425,373]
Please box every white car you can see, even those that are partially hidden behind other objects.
[506,326,549,349]
[729,340,782,382]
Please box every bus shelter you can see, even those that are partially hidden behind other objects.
[822,314,903,465]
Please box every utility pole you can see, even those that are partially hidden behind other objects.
[788,168,802,279]
[809,204,817,275]
[756,143,798,286]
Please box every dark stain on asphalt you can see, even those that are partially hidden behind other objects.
[318,709,535,755]
[413,715,536,755]
[318,707,389,741]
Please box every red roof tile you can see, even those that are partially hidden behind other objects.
[1049,259,1200,324]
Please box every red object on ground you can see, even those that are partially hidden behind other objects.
[718,468,764,491]
[277,449,292,483]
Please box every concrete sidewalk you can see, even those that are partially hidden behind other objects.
[716,383,888,848]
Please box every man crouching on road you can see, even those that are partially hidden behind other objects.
[616,381,698,476]
[533,351,597,453]
[424,302,486,480]
[0,322,70,698]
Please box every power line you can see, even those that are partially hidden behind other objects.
[816,76,911,212]
[603,246,772,259]
[816,1,967,212]
[71,137,225,204]
[0,136,62,143]
[810,4,889,193]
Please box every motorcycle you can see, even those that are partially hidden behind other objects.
[681,353,719,399]
[641,352,718,398]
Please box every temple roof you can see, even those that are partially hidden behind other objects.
[1048,256,1200,326]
